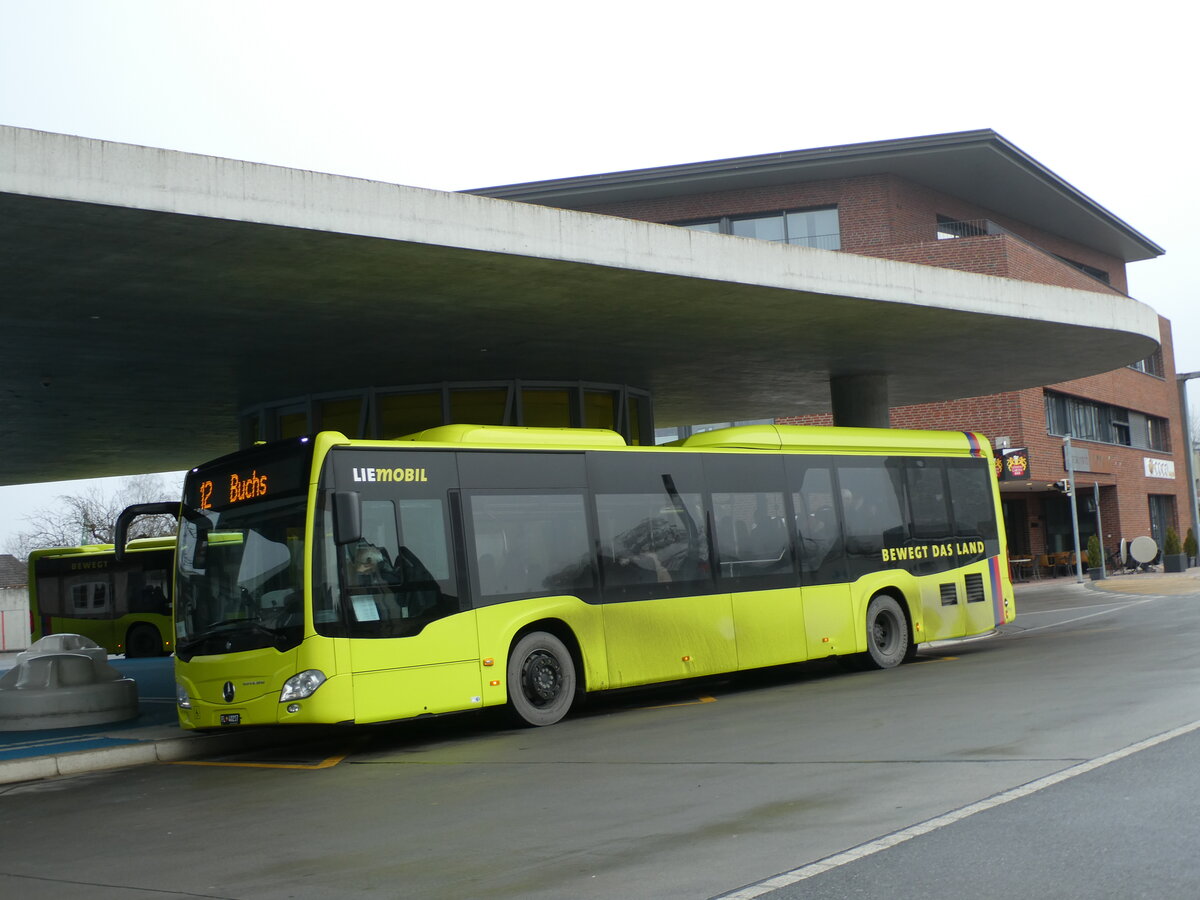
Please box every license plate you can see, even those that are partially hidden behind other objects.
[220,713,241,725]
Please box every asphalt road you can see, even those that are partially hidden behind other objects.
[1,579,1198,899]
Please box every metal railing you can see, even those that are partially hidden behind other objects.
[784,232,841,250]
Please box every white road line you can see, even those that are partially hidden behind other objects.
[714,717,1200,900]
[1014,597,1154,634]
[1015,599,1146,615]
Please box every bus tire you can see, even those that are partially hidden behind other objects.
[507,631,576,727]
[864,594,909,669]
[125,623,162,659]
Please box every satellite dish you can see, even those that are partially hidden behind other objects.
[1129,536,1158,566]
[1119,538,1127,565]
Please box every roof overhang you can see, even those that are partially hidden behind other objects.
[469,130,1164,264]
[0,126,1162,485]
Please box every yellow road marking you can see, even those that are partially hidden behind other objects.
[168,748,353,770]
[644,695,717,710]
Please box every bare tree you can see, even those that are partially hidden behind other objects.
[6,474,182,560]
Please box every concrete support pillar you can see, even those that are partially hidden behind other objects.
[830,374,891,428]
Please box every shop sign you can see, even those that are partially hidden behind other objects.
[996,447,1031,481]
[1063,445,1092,473]
[1144,457,1175,479]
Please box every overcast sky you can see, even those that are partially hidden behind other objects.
[1,1,1196,551]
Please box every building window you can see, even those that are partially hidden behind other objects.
[1128,350,1165,378]
[680,208,840,250]
[1044,390,1169,451]
[317,397,365,436]
[378,391,443,438]
[1052,253,1111,284]
[449,388,509,426]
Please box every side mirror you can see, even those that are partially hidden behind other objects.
[113,502,180,560]
[332,491,363,545]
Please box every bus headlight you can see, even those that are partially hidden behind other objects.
[176,683,192,709]
[280,669,327,702]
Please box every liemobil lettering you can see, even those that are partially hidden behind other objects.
[351,467,428,483]
[880,540,986,564]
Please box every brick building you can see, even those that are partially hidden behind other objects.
[775,319,1184,565]
[474,131,1189,566]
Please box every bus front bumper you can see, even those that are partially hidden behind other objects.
[176,673,353,729]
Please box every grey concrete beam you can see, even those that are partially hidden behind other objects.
[0,126,1165,485]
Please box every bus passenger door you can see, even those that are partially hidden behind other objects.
[349,617,481,723]
[790,461,856,660]
[331,476,482,724]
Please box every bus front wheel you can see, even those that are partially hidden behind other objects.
[864,595,909,669]
[507,632,576,727]
[125,624,163,658]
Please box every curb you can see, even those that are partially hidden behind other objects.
[0,727,292,786]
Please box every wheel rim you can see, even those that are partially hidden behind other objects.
[872,611,898,654]
[521,649,562,708]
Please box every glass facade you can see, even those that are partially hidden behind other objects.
[241,381,654,446]
[681,208,840,250]
[449,388,508,426]
[1044,390,1170,452]
[378,392,443,438]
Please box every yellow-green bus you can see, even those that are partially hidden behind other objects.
[29,537,175,658]
[167,424,1014,730]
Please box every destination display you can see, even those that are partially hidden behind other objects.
[187,442,313,512]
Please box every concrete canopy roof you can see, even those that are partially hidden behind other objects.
[471,130,1164,264]
[0,125,1161,486]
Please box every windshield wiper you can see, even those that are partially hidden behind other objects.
[207,616,266,629]
[178,619,283,654]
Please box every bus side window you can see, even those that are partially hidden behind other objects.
[904,459,952,574]
[338,497,457,637]
[946,460,1000,558]
[838,460,908,579]
[595,492,707,590]
[468,493,594,603]
[69,580,109,614]
[712,491,789,578]
[791,464,845,584]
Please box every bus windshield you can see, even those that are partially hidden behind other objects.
[175,495,307,660]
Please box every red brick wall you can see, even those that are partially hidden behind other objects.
[882,179,1130,294]
[570,173,1129,292]
[863,235,1124,296]
[776,318,1187,553]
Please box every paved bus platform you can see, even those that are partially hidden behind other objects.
[0,654,297,786]
[2,570,1197,786]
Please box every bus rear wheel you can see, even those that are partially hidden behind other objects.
[507,632,576,727]
[864,595,909,669]
[125,624,163,658]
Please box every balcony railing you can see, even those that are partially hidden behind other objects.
[875,218,1116,291]
[784,233,841,251]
